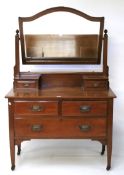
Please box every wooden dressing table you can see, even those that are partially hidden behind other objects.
[5,6,116,170]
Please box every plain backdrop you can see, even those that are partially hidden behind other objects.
[0,0,124,175]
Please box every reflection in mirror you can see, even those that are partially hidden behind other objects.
[24,34,99,61]
[19,7,104,64]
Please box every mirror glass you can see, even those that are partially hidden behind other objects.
[20,9,104,64]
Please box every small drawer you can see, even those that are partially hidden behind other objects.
[14,91,38,97]
[62,101,107,117]
[83,80,108,89]
[15,80,37,88]
[14,101,58,116]
[14,118,106,138]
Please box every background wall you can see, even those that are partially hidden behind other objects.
[0,0,124,174]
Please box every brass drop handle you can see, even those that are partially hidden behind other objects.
[79,124,91,131]
[31,105,43,112]
[32,124,43,131]
[80,105,91,112]
[23,83,29,87]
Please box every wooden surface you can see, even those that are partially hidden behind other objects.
[6,87,116,99]
[6,87,116,170]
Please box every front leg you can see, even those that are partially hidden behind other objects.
[9,100,15,170]
[106,144,112,170]
[10,138,15,170]
[106,99,113,171]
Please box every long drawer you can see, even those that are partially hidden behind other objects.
[14,118,106,138]
[62,101,107,117]
[14,101,58,116]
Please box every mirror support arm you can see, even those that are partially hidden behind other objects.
[14,29,20,77]
[103,29,108,76]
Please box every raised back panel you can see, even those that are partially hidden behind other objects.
[41,74,83,89]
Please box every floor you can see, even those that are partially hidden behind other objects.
[1,139,124,175]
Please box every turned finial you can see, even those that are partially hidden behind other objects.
[16,29,19,36]
[104,29,108,35]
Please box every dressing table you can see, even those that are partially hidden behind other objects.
[5,6,116,170]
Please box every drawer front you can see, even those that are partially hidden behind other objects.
[62,101,107,117]
[14,118,106,138]
[15,80,37,88]
[14,101,58,116]
[84,80,108,89]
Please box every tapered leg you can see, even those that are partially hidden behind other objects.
[17,144,21,155]
[9,100,15,170]
[101,144,105,155]
[10,137,15,170]
[106,100,113,171]
[106,144,112,170]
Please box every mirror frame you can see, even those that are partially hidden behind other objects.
[19,6,104,64]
